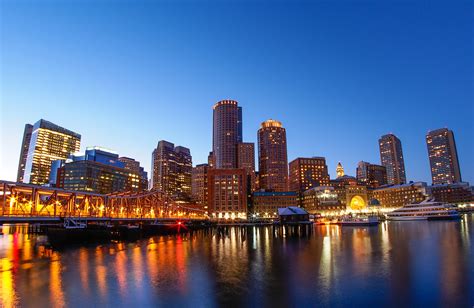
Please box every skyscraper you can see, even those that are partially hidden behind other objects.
[237,142,256,192]
[379,133,406,185]
[426,128,462,185]
[16,124,33,183]
[356,161,388,188]
[191,163,209,210]
[118,156,148,190]
[289,157,330,193]
[212,100,240,169]
[23,119,81,185]
[258,119,288,192]
[151,140,192,199]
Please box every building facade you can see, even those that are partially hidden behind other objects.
[303,186,345,214]
[16,124,33,183]
[258,119,289,192]
[379,133,406,185]
[191,164,209,211]
[207,168,247,219]
[151,141,192,199]
[289,157,330,193]
[426,128,462,185]
[370,182,429,209]
[356,161,388,188]
[212,100,240,169]
[252,191,298,218]
[237,142,256,192]
[428,182,473,204]
[55,147,144,194]
[24,119,81,185]
[118,156,148,190]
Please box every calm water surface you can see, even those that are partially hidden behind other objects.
[0,216,473,307]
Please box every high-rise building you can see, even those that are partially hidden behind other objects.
[119,156,148,190]
[55,147,145,194]
[24,119,81,185]
[258,119,288,192]
[237,106,243,143]
[212,100,240,169]
[151,140,192,199]
[237,142,256,192]
[336,162,345,178]
[191,164,209,211]
[426,128,462,185]
[16,124,33,183]
[379,133,406,185]
[207,168,247,219]
[289,157,330,193]
[356,161,388,188]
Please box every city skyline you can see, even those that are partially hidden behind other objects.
[1,1,473,184]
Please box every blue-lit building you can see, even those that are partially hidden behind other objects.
[52,147,147,194]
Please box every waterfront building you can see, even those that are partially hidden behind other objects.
[212,100,240,169]
[356,161,388,188]
[258,119,289,192]
[289,157,330,192]
[237,142,256,192]
[278,207,309,223]
[16,124,33,183]
[426,128,462,185]
[379,133,406,185]
[370,182,429,209]
[151,140,192,200]
[24,119,81,185]
[119,156,148,190]
[303,186,345,214]
[55,147,144,194]
[428,182,473,205]
[191,164,209,211]
[207,168,247,219]
[336,162,344,178]
[252,191,298,218]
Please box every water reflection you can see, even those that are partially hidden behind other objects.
[0,217,473,306]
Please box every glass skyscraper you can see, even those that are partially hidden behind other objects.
[23,119,81,185]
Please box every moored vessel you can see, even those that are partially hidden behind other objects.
[387,199,461,221]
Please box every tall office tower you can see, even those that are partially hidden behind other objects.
[151,140,192,199]
[237,142,256,192]
[379,133,406,185]
[356,161,388,188]
[258,119,289,192]
[208,168,247,219]
[16,124,33,182]
[289,157,330,193]
[237,106,243,143]
[118,156,148,190]
[191,164,209,210]
[212,100,240,169]
[426,128,462,185]
[23,119,81,185]
[336,162,345,178]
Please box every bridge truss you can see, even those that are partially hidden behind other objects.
[0,181,207,220]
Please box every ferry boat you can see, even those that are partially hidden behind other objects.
[387,199,461,221]
[339,215,379,226]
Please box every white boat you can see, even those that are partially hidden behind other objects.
[387,198,461,221]
[339,215,379,226]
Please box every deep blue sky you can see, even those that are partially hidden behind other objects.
[1,0,473,184]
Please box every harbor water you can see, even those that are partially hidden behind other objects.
[0,216,473,307]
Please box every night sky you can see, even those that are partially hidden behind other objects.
[1,0,473,184]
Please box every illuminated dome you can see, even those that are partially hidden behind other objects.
[350,195,366,211]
